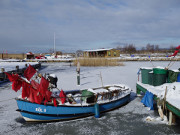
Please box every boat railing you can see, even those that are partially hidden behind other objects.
[56,88,130,105]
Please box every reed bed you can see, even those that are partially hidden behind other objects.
[73,58,124,67]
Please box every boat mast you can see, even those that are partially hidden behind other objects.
[54,32,56,55]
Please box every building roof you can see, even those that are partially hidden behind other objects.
[84,48,113,52]
[26,52,34,55]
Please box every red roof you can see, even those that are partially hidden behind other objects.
[26,52,34,55]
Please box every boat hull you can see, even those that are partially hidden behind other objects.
[16,94,130,122]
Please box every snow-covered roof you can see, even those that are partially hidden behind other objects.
[84,48,113,52]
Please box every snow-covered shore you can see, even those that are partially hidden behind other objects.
[0,62,38,72]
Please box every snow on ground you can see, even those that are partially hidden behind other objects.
[0,62,38,72]
[0,61,180,134]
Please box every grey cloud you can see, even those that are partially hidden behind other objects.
[0,0,180,53]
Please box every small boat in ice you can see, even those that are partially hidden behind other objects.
[16,85,131,122]
[6,65,131,122]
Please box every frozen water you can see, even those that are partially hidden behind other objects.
[0,61,180,134]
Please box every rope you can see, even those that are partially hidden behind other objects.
[166,46,180,69]
[166,57,174,69]
[149,57,155,67]
[55,87,61,92]
[167,58,177,69]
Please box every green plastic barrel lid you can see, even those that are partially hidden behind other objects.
[153,67,167,74]
[81,89,94,101]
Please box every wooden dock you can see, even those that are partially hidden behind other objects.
[136,83,180,125]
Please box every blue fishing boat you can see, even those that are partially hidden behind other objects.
[5,65,131,122]
[16,84,131,122]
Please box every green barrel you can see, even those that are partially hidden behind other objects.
[141,67,153,84]
[148,71,153,85]
[153,68,167,86]
[167,70,180,83]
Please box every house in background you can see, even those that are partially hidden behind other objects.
[26,52,35,59]
[83,48,120,58]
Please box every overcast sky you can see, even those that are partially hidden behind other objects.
[0,0,180,53]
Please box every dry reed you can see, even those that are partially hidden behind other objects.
[73,58,124,67]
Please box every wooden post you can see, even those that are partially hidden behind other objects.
[15,65,19,74]
[1,68,5,80]
[172,113,176,124]
[137,69,141,82]
[169,111,176,125]
[169,111,173,125]
[16,65,19,71]
[100,71,103,87]
[94,103,100,118]
[1,68,5,73]
[77,61,80,86]
[158,106,164,120]
[163,86,168,112]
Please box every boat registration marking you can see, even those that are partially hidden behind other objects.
[35,107,46,113]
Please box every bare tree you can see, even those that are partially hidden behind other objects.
[146,44,151,51]
[123,44,136,55]
[146,44,154,53]
[56,51,62,55]
[116,46,123,51]
[155,45,159,52]
[169,45,175,53]
[141,47,145,54]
